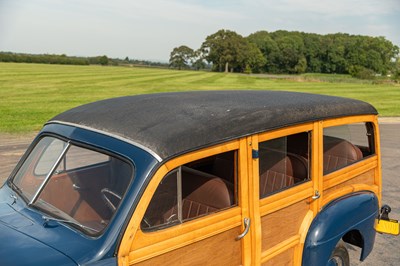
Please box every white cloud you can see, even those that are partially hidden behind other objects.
[0,0,399,61]
[248,0,400,17]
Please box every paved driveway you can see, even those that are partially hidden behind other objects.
[0,123,399,265]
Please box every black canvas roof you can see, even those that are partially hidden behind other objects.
[48,90,377,160]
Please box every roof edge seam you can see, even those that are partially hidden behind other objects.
[46,120,163,162]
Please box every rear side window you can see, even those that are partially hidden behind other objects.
[323,122,375,174]
[259,131,311,198]
[141,150,237,232]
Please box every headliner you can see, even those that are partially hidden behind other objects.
[48,90,377,160]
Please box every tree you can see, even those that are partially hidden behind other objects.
[169,45,195,70]
[201,29,265,73]
[201,29,243,72]
[99,55,109,66]
[247,31,275,72]
[270,31,306,73]
[242,42,266,73]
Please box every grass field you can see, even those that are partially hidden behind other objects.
[1,62,399,133]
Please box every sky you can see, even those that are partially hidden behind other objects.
[0,0,399,62]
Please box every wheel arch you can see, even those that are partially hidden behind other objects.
[302,191,378,265]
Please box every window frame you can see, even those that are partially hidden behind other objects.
[10,134,135,236]
[258,131,312,198]
[322,116,377,176]
[141,144,239,232]
[119,139,246,263]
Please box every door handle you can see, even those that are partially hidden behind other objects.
[312,190,320,200]
[236,217,251,240]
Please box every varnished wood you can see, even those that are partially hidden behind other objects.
[164,139,240,171]
[373,117,382,204]
[312,120,323,213]
[119,140,246,265]
[259,183,313,216]
[295,210,314,264]
[132,228,242,265]
[261,247,295,266]
[118,114,382,266]
[239,137,252,266]
[261,200,309,251]
[118,164,170,260]
[131,208,241,251]
[323,158,378,189]
[323,184,379,207]
[323,168,378,205]
[322,115,376,128]
[258,123,314,143]
[261,235,299,263]
[247,136,261,265]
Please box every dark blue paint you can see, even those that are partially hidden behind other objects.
[302,192,379,266]
[0,123,159,265]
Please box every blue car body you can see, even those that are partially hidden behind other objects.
[0,123,158,265]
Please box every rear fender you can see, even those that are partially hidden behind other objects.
[302,192,378,265]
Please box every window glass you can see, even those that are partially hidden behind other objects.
[142,150,237,232]
[64,145,109,170]
[259,132,311,198]
[11,136,133,235]
[323,122,374,174]
[34,138,66,176]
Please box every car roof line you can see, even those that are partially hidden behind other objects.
[46,120,163,162]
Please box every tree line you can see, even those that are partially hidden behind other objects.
[169,29,399,78]
[0,52,168,68]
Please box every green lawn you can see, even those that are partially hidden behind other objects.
[1,62,399,133]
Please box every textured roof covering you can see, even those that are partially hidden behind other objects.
[49,90,377,160]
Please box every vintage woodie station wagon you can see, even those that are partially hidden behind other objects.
[0,90,398,265]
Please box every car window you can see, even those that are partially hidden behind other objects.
[34,138,66,176]
[12,136,133,235]
[259,131,311,198]
[323,122,375,174]
[141,150,237,232]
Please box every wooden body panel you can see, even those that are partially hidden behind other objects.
[261,200,309,251]
[118,115,382,266]
[133,228,242,266]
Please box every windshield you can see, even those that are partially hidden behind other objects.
[11,136,133,235]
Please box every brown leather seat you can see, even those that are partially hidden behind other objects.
[323,136,363,174]
[142,167,234,230]
[259,149,308,197]
[180,168,234,220]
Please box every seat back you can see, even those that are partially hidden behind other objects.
[142,166,234,230]
[259,149,308,197]
[323,136,363,174]
[181,167,234,220]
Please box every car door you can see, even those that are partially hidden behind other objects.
[118,139,253,265]
[251,123,318,265]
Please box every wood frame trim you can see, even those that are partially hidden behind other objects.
[118,139,247,265]
[258,123,314,143]
[259,182,313,216]
[248,135,261,265]
[117,114,382,266]
[256,122,315,265]
[322,114,377,128]
[129,209,242,263]
[257,122,315,215]
[321,115,382,204]
[323,156,378,190]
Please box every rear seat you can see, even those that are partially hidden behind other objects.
[142,166,234,230]
[259,149,308,197]
[323,136,363,174]
[180,167,234,221]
